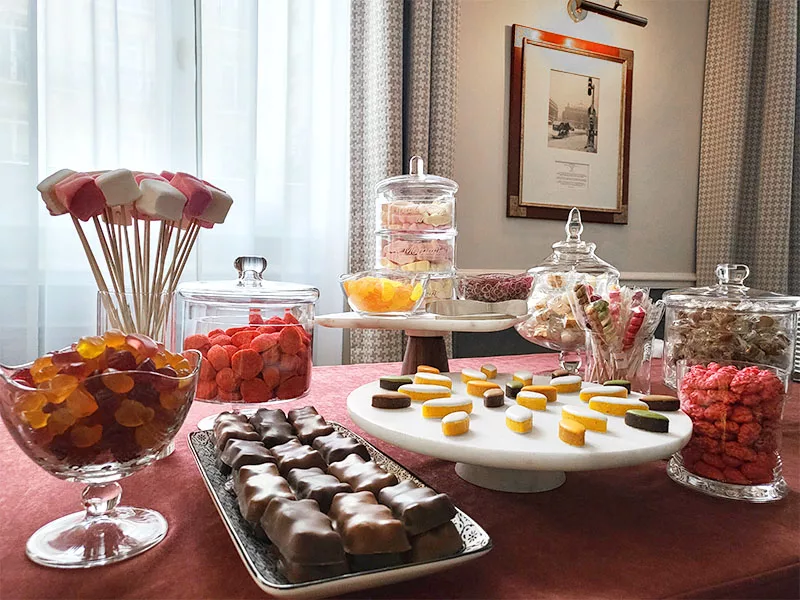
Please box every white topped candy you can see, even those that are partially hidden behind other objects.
[442,410,470,424]
[397,384,451,394]
[513,371,533,384]
[550,375,582,386]
[505,404,533,422]
[461,368,487,382]
[414,373,452,387]
[96,168,142,207]
[422,397,473,408]
[583,385,627,396]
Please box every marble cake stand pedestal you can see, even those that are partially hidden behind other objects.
[316,312,529,375]
[347,372,693,493]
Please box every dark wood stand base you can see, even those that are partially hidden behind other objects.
[401,334,449,375]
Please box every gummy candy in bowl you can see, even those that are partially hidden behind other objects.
[0,330,200,568]
[667,359,790,503]
[340,270,428,316]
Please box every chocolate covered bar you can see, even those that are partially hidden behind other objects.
[217,439,276,475]
[236,462,295,526]
[292,414,335,445]
[286,467,352,513]
[270,438,327,476]
[329,491,410,571]
[378,480,456,536]
[312,432,371,465]
[214,419,260,451]
[287,406,318,425]
[408,521,463,562]
[328,454,398,496]
[261,497,348,583]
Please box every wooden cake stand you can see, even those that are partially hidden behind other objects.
[347,372,693,493]
[316,312,529,375]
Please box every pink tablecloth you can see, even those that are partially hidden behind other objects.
[1,355,798,599]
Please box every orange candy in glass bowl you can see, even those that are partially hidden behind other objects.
[340,270,428,316]
[0,330,200,568]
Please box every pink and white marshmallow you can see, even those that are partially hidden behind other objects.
[135,179,187,222]
[95,169,141,207]
[197,186,233,224]
[54,173,106,221]
[170,172,211,218]
[37,169,75,216]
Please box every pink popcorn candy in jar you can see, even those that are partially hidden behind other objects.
[668,360,791,502]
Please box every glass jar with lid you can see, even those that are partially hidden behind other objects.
[515,208,620,371]
[175,256,319,419]
[376,155,457,234]
[662,263,799,388]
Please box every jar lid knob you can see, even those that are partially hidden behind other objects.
[565,207,583,241]
[235,255,268,285]
[716,263,749,286]
[409,155,426,177]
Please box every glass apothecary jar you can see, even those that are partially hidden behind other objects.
[662,264,799,388]
[377,231,456,274]
[668,360,790,502]
[515,208,620,371]
[175,256,319,412]
[376,156,457,234]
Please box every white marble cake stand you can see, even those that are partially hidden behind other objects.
[316,312,528,375]
[347,372,692,493]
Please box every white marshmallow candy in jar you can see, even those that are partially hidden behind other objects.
[515,208,619,372]
[375,156,457,302]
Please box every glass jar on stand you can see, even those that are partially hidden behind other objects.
[515,208,620,372]
[175,256,319,430]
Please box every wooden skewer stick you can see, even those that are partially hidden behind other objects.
[72,216,122,330]
[92,216,134,332]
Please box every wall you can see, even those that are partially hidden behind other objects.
[454,0,708,282]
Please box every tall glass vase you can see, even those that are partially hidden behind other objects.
[584,331,653,394]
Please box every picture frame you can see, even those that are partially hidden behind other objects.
[507,25,633,224]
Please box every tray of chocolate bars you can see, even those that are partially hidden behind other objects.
[188,406,492,599]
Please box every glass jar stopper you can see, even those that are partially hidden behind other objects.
[716,263,750,286]
[234,256,268,287]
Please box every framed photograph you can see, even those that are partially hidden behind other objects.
[507,25,633,224]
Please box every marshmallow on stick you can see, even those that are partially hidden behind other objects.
[36,166,233,340]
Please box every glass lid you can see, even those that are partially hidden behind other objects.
[664,263,800,313]
[528,208,620,276]
[177,256,320,304]
[375,156,458,196]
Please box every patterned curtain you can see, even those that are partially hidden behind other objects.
[696,0,799,295]
[349,0,460,364]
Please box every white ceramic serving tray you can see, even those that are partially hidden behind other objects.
[348,373,693,493]
[188,424,492,600]
[316,311,528,333]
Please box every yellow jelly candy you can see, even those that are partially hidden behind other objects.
[16,391,49,414]
[159,391,184,410]
[410,283,423,302]
[152,353,168,369]
[24,409,50,429]
[103,329,127,348]
[66,386,99,418]
[71,424,103,448]
[76,336,107,360]
[30,356,58,384]
[47,407,77,436]
[115,399,155,427]
[104,372,135,394]
[42,374,79,403]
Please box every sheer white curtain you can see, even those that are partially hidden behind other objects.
[0,0,349,366]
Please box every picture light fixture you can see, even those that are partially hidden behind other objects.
[567,0,648,27]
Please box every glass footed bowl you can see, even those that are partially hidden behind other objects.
[0,350,200,568]
[340,270,429,316]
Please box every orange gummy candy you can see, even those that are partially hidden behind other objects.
[30,356,58,384]
[16,391,49,414]
[125,333,158,358]
[71,424,103,448]
[114,399,155,427]
[104,372,135,394]
[65,386,99,418]
[152,353,168,369]
[41,374,79,404]
[135,421,168,449]
[24,409,50,429]
[103,329,127,348]
[160,390,187,409]
[76,336,107,360]
[47,408,77,436]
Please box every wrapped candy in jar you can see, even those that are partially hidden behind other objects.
[668,360,791,502]
[662,264,799,388]
[515,208,619,371]
[175,256,319,423]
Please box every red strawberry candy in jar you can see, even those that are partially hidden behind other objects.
[175,256,319,419]
[668,361,790,502]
